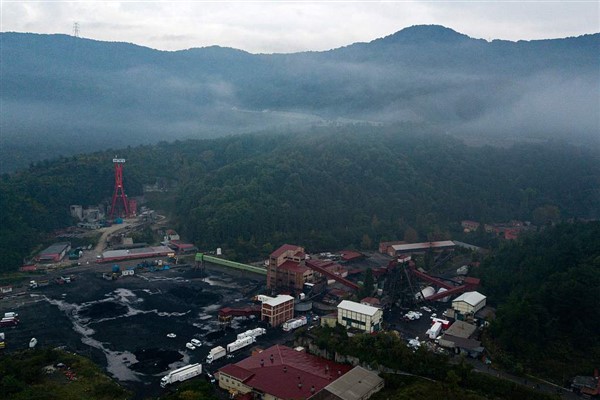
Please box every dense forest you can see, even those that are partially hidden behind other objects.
[478,222,600,382]
[1,126,598,272]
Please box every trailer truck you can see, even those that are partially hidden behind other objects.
[227,336,255,353]
[206,346,227,364]
[0,318,18,327]
[237,327,266,340]
[282,316,307,332]
[160,363,202,388]
[29,280,50,289]
[426,322,443,339]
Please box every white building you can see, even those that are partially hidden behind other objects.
[337,300,383,333]
[452,291,486,315]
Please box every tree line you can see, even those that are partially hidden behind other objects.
[1,125,598,272]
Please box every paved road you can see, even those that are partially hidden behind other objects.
[464,358,577,399]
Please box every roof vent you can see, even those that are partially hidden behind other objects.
[311,386,315,393]
[284,366,287,373]
[260,359,264,367]
[298,383,303,389]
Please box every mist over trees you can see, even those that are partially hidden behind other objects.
[1,25,598,172]
[1,127,598,271]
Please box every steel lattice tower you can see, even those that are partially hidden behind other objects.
[109,158,129,219]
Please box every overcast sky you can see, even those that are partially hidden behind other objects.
[1,1,598,53]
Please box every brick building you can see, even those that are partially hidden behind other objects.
[261,295,294,327]
[267,244,314,292]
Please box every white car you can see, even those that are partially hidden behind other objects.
[190,339,202,347]
[185,342,196,350]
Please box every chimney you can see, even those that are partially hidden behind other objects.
[310,386,315,394]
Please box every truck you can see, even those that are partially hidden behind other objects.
[254,294,272,303]
[237,327,266,340]
[160,363,202,388]
[29,280,49,289]
[226,336,255,353]
[426,322,443,339]
[0,318,18,327]
[206,346,227,364]
[282,316,307,332]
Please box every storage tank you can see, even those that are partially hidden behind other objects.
[415,286,435,300]
[436,287,450,302]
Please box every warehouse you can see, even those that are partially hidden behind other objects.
[312,366,384,400]
[97,245,172,263]
[452,291,487,315]
[38,242,71,263]
[337,300,382,333]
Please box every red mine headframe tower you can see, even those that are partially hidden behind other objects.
[109,157,129,220]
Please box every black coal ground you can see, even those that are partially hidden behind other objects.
[2,265,273,399]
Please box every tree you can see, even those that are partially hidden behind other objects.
[361,268,375,298]
[361,234,372,250]
[404,227,419,243]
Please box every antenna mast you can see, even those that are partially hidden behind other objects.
[72,22,80,38]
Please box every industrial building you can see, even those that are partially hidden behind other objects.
[168,240,197,253]
[452,291,487,315]
[437,320,483,357]
[97,245,172,263]
[337,300,383,333]
[387,241,455,257]
[312,366,384,400]
[37,242,71,263]
[261,295,295,327]
[267,244,313,291]
[217,344,353,400]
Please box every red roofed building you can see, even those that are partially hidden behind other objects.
[217,345,352,400]
[339,250,364,262]
[267,244,313,292]
[168,240,198,253]
[360,297,381,308]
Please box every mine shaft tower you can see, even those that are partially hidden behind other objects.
[109,157,130,219]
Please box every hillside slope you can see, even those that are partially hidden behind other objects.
[1,127,598,270]
[1,25,598,171]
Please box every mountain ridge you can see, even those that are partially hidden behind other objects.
[1,25,598,172]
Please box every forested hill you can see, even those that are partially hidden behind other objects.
[479,222,600,381]
[2,25,599,171]
[1,127,598,270]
